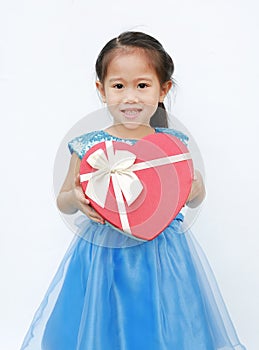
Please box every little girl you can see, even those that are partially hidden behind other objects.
[20,31,246,350]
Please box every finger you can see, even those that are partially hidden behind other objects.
[89,214,105,224]
[78,191,90,205]
[74,185,90,205]
[82,205,105,224]
[89,208,105,221]
[76,191,90,205]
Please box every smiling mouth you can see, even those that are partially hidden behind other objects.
[120,108,142,119]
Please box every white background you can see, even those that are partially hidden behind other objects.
[1,0,258,349]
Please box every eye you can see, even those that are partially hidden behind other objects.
[113,83,124,89]
[138,83,148,89]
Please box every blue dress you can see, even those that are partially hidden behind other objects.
[20,128,246,350]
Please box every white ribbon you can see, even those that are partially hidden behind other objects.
[80,140,192,235]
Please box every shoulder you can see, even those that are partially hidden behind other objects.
[68,130,104,159]
[155,127,189,146]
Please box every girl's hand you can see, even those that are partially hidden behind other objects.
[186,170,206,208]
[71,174,105,224]
[57,153,104,224]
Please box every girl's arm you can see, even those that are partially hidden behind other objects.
[186,170,206,208]
[57,152,105,224]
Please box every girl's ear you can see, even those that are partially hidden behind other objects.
[96,81,106,103]
[159,80,173,103]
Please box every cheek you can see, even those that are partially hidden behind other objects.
[146,87,162,102]
[144,94,161,106]
[105,92,120,105]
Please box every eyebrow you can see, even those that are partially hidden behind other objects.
[108,77,153,83]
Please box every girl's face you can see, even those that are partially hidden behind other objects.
[96,49,172,130]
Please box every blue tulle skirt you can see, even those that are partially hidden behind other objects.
[20,215,246,350]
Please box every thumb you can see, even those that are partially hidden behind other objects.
[75,173,81,186]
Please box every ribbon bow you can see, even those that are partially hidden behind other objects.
[80,140,143,210]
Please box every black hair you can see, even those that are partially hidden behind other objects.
[95,31,176,128]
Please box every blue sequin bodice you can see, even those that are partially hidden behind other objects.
[68,127,189,159]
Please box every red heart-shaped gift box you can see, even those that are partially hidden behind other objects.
[79,133,193,241]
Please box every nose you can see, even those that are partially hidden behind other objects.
[122,88,139,104]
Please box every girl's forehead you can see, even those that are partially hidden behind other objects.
[109,47,152,63]
[106,47,157,75]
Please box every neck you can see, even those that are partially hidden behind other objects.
[105,124,155,140]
